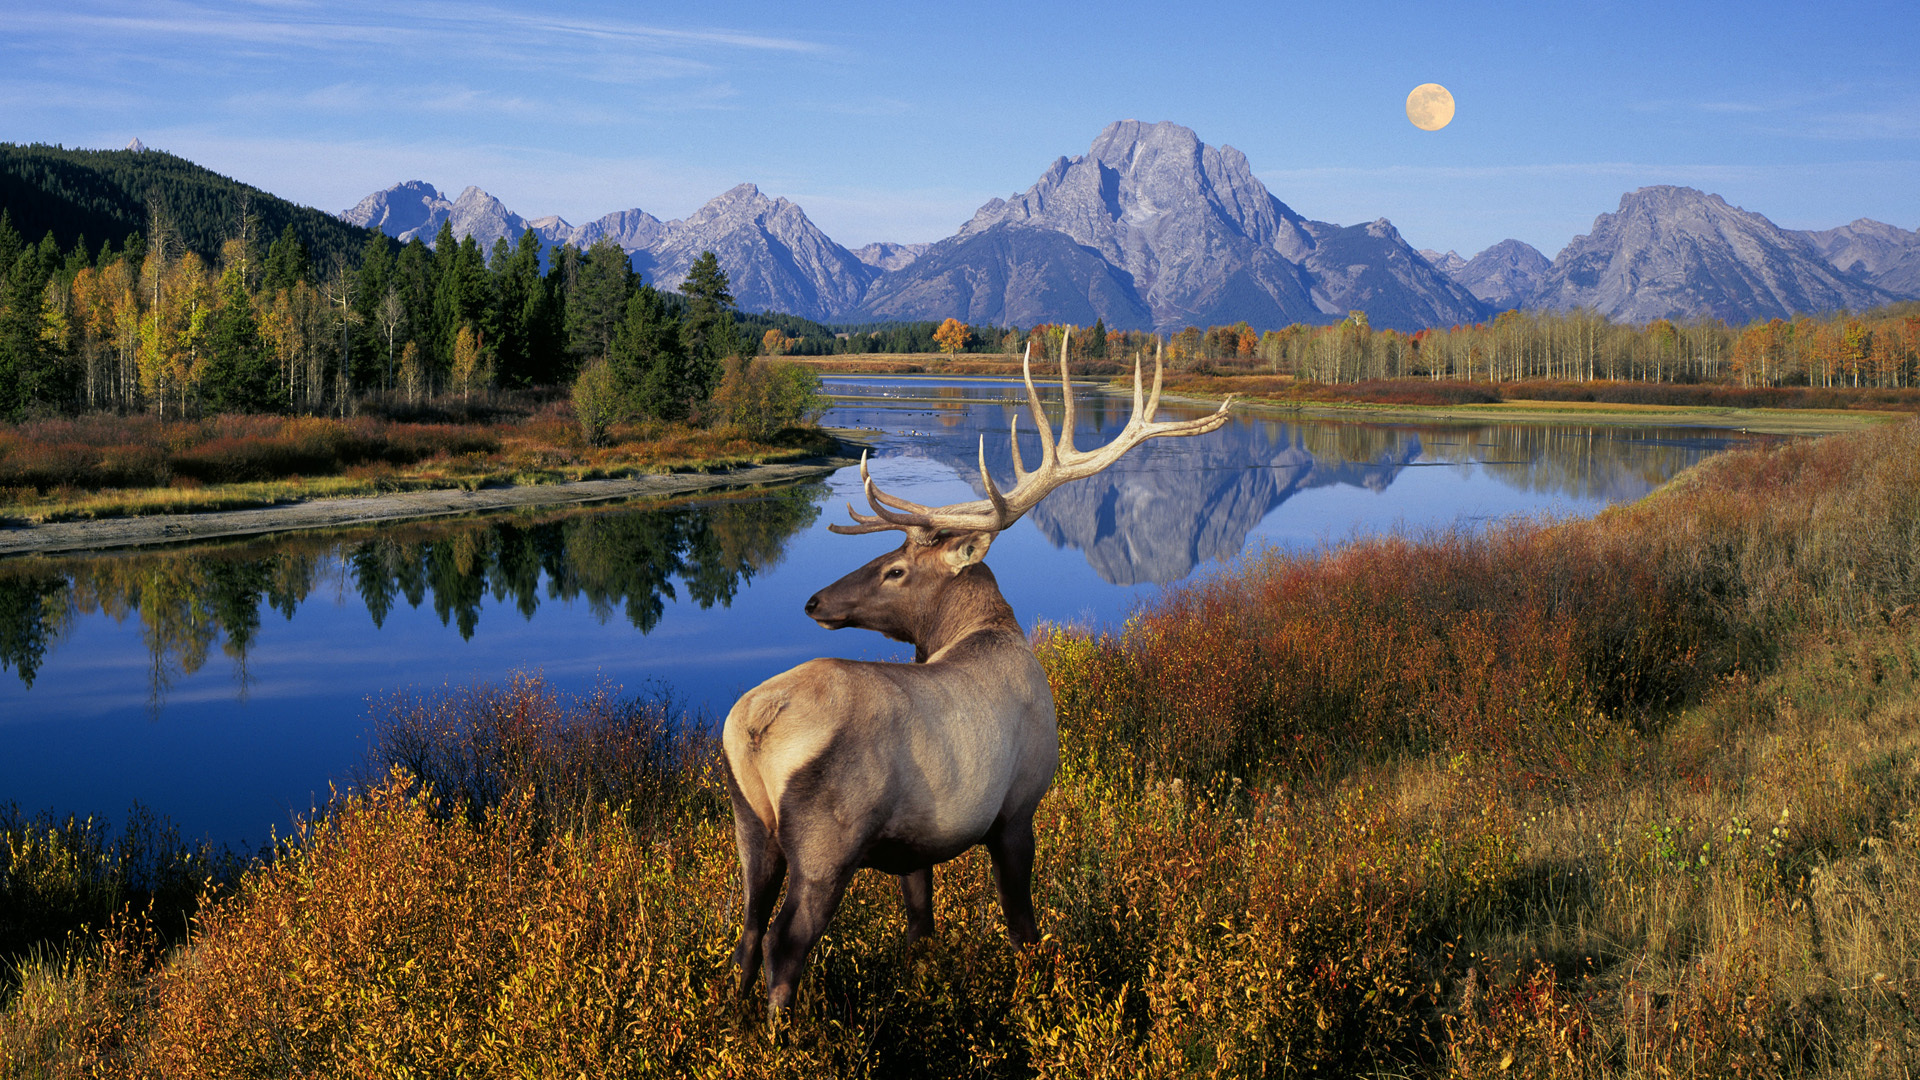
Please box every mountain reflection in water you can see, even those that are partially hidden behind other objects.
[834,378,1750,586]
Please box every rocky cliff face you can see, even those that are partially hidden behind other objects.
[858,120,1483,332]
[346,181,869,319]
[638,183,877,317]
[1801,219,1920,299]
[1300,218,1490,328]
[1530,186,1895,322]
[342,182,532,249]
[1449,239,1551,311]
[852,241,929,272]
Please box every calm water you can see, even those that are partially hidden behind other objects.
[0,378,1767,846]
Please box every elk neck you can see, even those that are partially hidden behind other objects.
[910,563,1022,663]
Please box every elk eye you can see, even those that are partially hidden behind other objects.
[884,567,905,580]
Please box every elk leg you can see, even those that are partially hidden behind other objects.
[985,816,1040,946]
[728,793,786,997]
[898,867,935,943]
[762,864,857,1013]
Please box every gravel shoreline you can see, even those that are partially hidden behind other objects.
[0,457,857,558]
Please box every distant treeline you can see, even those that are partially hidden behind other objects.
[1111,306,1920,389]
[0,206,750,422]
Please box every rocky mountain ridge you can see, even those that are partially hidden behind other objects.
[344,124,1917,330]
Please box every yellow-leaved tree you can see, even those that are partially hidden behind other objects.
[933,317,970,356]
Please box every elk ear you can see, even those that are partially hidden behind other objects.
[937,530,994,575]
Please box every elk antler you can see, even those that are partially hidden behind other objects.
[831,329,1234,543]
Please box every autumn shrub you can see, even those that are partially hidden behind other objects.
[0,414,501,496]
[710,357,828,440]
[1044,418,1920,798]
[360,673,723,838]
[0,804,235,1004]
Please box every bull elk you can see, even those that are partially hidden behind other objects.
[721,333,1231,1012]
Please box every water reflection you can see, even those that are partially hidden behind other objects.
[0,485,824,701]
[828,379,1752,585]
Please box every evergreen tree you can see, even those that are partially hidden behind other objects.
[564,239,633,367]
[393,238,436,378]
[200,263,278,412]
[675,250,737,418]
[490,230,551,386]
[607,283,687,419]
[432,229,488,379]
[261,223,308,294]
[0,217,51,419]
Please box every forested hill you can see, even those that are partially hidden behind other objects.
[0,143,388,269]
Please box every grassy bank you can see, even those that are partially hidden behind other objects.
[0,405,834,524]
[4,420,1919,1076]
[1142,376,1918,434]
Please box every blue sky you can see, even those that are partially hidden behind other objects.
[4,0,1917,257]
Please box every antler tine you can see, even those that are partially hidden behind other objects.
[1019,341,1057,471]
[1007,412,1027,484]
[978,434,1010,520]
[1057,327,1077,456]
[829,450,933,536]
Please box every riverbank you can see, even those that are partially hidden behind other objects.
[1214,395,1902,434]
[811,355,1914,434]
[0,454,858,558]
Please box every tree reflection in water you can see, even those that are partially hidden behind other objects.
[0,484,825,704]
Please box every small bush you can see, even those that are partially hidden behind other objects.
[570,360,621,448]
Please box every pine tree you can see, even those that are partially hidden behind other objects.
[0,215,51,419]
[564,239,634,367]
[675,250,737,419]
[608,283,686,419]
[261,224,308,295]
[200,262,278,412]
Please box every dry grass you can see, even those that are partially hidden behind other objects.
[0,407,835,523]
[5,420,1920,1077]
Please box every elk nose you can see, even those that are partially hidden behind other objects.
[804,593,821,615]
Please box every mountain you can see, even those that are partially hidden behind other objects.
[1299,218,1491,330]
[341,182,533,250]
[344,180,870,321]
[854,223,1156,329]
[337,133,1912,335]
[1800,219,1920,299]
[634,183,876,318]
[1448,239,1551,311]
[855,120,1486,332]
[852,241,928,272]
[1529,186,1896,323]
[1,142,387,269]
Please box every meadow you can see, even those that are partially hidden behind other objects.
[2,417,1918,1077]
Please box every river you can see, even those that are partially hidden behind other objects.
[0,377,1767,846]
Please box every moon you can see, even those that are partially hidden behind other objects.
[1406,83,1455,131]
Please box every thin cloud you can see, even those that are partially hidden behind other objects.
[3,2,826,69]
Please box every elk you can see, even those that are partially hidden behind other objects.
[721,333,1231,1012]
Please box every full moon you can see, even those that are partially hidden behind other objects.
[1406,83,1455,131]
